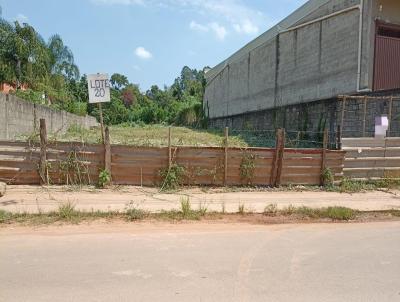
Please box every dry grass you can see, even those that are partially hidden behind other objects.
[56,124,247,147]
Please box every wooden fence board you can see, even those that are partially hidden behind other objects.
[0,140,345,186]
[283,158,322,167]
[0,141,32,147]
[281,175,321,185]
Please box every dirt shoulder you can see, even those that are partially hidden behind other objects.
[1,211,400,232]
[1,185,400,214]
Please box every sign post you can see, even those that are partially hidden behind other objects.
[87,73,111,143]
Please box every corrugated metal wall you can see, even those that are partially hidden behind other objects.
[374,35,400,91]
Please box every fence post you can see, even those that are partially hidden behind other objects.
[39,119,48,185]
[224,127,229,186]
[320,128,328,186]
[336,125,342,150]
[340,96,347,134]
[98,103,105,143]
[276,129,285,187]
[388,96,393,136]
[104,126,112,184]
[270,128,285,187]
[362,96,367,137]
[168,127,172,169]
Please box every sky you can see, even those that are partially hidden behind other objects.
[0,0,307,91]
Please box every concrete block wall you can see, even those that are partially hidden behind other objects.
[0,93,99,140]
[209,99,341,134]
[205,0,369,121]
[209,94,400,139]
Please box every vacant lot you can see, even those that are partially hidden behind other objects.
[53,125,248,147]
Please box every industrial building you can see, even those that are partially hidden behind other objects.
[204,0,400,136]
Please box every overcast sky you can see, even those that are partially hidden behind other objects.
[0,0,307,90]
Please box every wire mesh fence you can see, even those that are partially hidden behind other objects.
[339,95,400,138]
[224,129,336,149]
[8,123,338,150]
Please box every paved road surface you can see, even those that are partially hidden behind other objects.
[1,222,400,302]
[1,185,400,213]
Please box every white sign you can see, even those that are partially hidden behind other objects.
[375,116,389,139]
[87,74,111,104]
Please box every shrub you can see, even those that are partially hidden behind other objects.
[240,152,256,185]
[126,208,147,221]
[281,204,296,215]
[160,164,186,191]
[323,207,355,221]
[180,197,192,218]
[0,210,12,223]
[57,202,78,220]
[322,168,335,188]
[98,169,111,188]
[264,203,278,216]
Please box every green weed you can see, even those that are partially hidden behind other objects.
[98,169,111,188]
[281,204,296,215]
[238,204,245,215]
[0,210,12,223]
[264,203,278,216]
[322,168,335,188]
[322,207,356,221]
[240,152,257,185]
[57,202,79,220]
[126,208,147,221]
[160,164,186,191]
[180,197,192,218]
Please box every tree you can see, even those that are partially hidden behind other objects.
[0,20,50,88]
[110,73,128,90]
[121,84,141,107]
[47,34,79,81]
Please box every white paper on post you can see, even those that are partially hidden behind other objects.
[375,116,388,138]
[87,74,111,104]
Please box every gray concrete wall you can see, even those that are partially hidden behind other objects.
[205,0,377,120]
[0,93,99,140]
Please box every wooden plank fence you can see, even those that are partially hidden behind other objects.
[0,120,345,187]
[343,137,400,179]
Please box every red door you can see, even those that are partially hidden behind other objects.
[374,22,400,91]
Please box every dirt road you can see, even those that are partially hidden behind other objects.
[1,222,399,302]
[1,185,400,213]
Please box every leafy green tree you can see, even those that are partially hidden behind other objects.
[47,34,79,81]
[110,73,129,90]
[0,20,50,88]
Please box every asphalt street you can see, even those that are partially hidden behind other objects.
[1,222,400,302]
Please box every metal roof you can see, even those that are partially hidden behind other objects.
[205,0,333,82]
